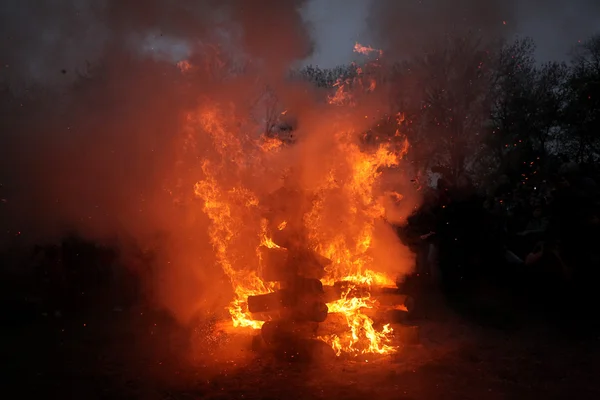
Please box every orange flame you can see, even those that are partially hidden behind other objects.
[305,134,405,354]
[177,60,192,73]
[353,42,383,58]
[188,46,410,356]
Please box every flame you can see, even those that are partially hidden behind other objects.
[188,44,411,356]
[259,136,284,153]
[194,161,274,330]
[191,104,278,330]
[328,79,355,106]
[177,60,192,73]
[325,295,396,356]
[353,42,383,58]
[305,135,405,355]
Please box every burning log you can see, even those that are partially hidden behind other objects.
[259,247,329,281]
[282,276,324,294]
[271,226,301,249]
[292,300,328,323]
[348,284,396,298]
[322,282,400,301]
[250,310,282,321]
[317,312,348,336]
[323,282,415,313]
[359,305,410,323]
[347,285,405,299]
[292,249,331,279]
[247,283,327,322]
[322,285,342,303]
[251,334,266,352]
[247,290,293,313]
[258,247,289,281]
[248,277,325,314]
[374,294,415,315]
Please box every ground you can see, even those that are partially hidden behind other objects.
[3,285,600,400]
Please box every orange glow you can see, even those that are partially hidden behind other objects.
[186,44,411,356]
[354,42,384,58]
[177,60,192,73]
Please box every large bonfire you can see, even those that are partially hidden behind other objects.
[187,43,413,357]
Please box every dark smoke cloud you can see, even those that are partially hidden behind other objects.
[0,0,215,93]
[0,0,110,92]
[367,0,600,62]
[367,0,517,60]
[230,0,313,76]
[0,0,315,321]
[0,0,314,240]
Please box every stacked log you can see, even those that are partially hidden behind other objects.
[249,244,332,359]
[258,246,328,281]
[249,241,419,356]
[318,285,419,345]
[316,312,349,337]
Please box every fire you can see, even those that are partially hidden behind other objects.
[304,135,405,355]
[187,43,411,356]
[326,296,396,356]
[353,42,383,58]
[177,60,192,73]
[194,161,275,330]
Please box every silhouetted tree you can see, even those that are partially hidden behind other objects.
[562,34,600,162]
[486,38,568,182]
[391,33,496,183]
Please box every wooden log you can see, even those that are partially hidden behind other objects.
[247,287,327,318]
[259,247,293,282]
[293,249,331,270]
[385,308,411,323]
[251,333,267,352]
[260,321,281,345]
[250,310,282,321]
[281,276,324,295]
[317,312,348,336]
[287,249,329,280]
[323,282,413,312]
[259,246,330,281]
[292,300,328,322]
[323,285,342,303]
[247,290,293,313]
[271,226,301,249]
[359,305,410,323]
[374,294,415,314]
[328,282,398,297]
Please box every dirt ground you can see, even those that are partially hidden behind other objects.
[3,286,600,400]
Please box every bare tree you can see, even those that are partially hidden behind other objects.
[563,35,600,162]
[391,33,496,183]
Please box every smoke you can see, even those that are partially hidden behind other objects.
[229,0,313,77]
[0,0,421,325]
[367,0,600,62]
[367,0,517,60]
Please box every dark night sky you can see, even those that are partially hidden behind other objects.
[303,0,600,67]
